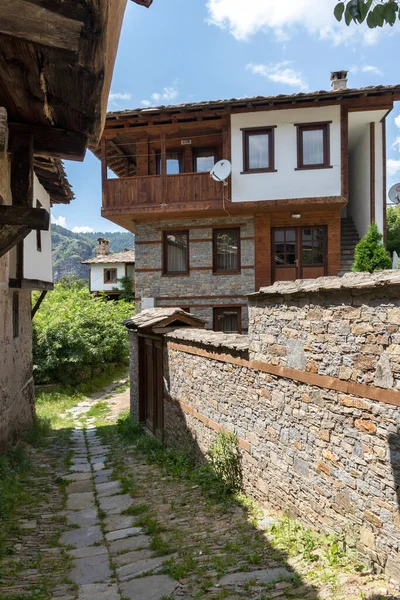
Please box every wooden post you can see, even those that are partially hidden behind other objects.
[161,134,167,204]
[101,138,107,209]
[31,290,47,319]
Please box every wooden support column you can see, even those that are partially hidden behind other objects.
[136,138,149,176]
[370,122,375,224]
[11,134,34,207]
[161,134,167,204]
[101,138,107,209]
[31,290,48,319]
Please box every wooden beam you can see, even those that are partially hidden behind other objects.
[9,278,54,291]
[0,205,50,229]
[9,123,87,161]
[0,0,83,52]
[132,0,153,6]
[32,290,48,319]
[11,133,33,207]
[0,225,30,260]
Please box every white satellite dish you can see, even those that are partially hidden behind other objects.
[210,159,232,182]
[389,183,400,205]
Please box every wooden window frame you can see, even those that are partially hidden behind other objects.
[104,268,118,284]
[12,292,19,339]
[36,200,42,252]
[193,147,219,173]
[213,306,242,334]
[212,227,241,274]
[162,230,190,276]
[295,122,332,170]
[155,149,184,175]
[241,126,276,174]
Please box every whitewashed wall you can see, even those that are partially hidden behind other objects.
[231,106,341,203]
[348,126,370,238]
[90,263,126,292]
[23,174,53,283]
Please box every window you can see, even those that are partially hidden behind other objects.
[12,293,19,339]
[302,228,325,265]
[104,268,118,284]
[296,122,330,169]
[156,150,183,175]
[214,307,241,334]
[274,229,297,266]
[163,231,189,275]
[193,148,218,173]
[242,127,275,173]
[213,228,240,273]
[36,200,42,252]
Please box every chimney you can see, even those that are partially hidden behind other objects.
[96,237,110,256]
[330,70,348,91]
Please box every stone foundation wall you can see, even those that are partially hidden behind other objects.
[0,133,35,452]
[135,217,255,329]
[160,273,400,581]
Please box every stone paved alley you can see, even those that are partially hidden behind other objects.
[0,380,399,600]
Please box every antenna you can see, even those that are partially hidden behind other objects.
[210,160,232,186]
[389,183,400,205]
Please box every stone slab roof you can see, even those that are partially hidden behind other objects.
[124,307,205,331]
[82,249,135,265]
[249,270,400,299]
[165,328,250,353]
[106,84,400,121]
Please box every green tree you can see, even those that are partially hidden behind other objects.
[32,283,134,385]
[352,222,392,273]
[113,276,135,302]
[334,0,400,28]
[387,205,400,256]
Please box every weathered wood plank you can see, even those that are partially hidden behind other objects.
[9,123,86,161]
[11,134,33,207]
[0,206,50,229]
[0,0,83,52]
[0,225,31,260]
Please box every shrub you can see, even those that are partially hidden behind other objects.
[207,432,242,492]
[352,223,391,273]
[32,283,134,385]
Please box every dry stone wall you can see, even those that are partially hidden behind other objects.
[160,273,400,581]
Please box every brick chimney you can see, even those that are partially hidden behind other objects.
[96,237,110,257]
[330,70,348,91]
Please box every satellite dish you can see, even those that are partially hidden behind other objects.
[389,183,400,205]
[210,159,232,182]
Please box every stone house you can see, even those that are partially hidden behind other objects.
[0,0,153,451]
[98,71,399,333]
[81,238,135,299]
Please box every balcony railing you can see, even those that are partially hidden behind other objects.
[103,172,224,211]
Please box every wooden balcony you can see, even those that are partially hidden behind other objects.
[102,172,226,223]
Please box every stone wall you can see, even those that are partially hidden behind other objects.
[135,217,255,329]
[0,114,35,452]
[158,273,400,581]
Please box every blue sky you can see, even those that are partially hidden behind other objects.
[52,0,400,233]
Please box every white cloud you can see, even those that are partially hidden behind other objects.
[72,226,95,234]
[395,114,400,129]
[247,62,308,91]
[206,0,380,46]
[387,159,400,176]
[142,85,179,107]
[361,65,382,75]
[51,215,67,228]
[108,91,132,109]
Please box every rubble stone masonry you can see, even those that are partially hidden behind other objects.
[134,217,255,329]
[160,272,400,581]
[0,119,35,451]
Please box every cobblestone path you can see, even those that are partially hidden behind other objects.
[1,379,399,600]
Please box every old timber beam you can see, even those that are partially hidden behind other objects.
[0,206,50,229]
[9,123,87,161]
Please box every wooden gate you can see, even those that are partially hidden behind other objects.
[138,334,164,437]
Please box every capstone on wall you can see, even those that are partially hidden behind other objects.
[135,217,255,329]
[160,272,400,581]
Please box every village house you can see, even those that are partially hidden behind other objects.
[0,0,152,451]
[98,72,399,333]
[81,238,135,298]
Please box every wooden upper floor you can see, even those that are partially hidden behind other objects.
[98,84,400,231]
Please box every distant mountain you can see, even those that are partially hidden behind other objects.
[52,224,134,281]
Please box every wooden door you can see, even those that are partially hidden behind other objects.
[272,226,326,283]
[272,228,299,282]
[139,335,164,436]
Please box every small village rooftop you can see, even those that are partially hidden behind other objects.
[82,249,135,265]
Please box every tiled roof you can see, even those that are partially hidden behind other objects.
[124,307,205,330]
[81,249,135,265]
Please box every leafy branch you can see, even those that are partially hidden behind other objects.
[334,0,399,27]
